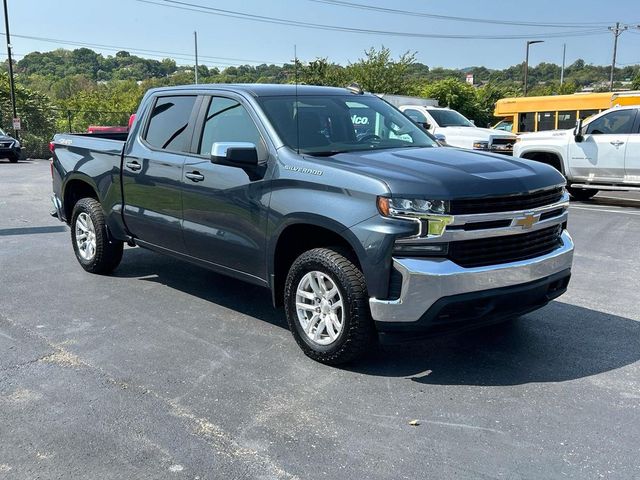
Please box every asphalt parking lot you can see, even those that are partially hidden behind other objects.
[1,158,639,479]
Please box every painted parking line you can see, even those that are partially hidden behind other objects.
[0,225,68,236]
[569,205,640,216]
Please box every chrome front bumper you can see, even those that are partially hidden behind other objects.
[369,230,574,323]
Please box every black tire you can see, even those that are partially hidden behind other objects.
[8,155,18,163]
[284,247,375,365]
[70,197,123,274]
[567,186,598,201]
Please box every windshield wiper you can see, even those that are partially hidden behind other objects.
[306,150,350,157]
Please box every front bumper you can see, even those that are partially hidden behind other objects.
[370,230,574,328]
[0,146,22,158]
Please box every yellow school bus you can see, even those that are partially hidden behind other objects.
[493,91,640,133]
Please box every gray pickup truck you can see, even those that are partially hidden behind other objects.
[51,84,574,364]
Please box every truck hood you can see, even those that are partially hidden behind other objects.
[436,126,516,140]
[518,129,572,142]
[324,146,564,199]
[0,135,16,142]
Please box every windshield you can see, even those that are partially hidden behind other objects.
[258,95,437,155]
[0,128,5,135]
[428,109,473,127]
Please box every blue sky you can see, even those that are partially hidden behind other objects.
[4,0,640,70]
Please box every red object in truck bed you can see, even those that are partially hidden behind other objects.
[87,125,128,134]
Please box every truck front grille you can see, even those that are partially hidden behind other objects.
[450,187,564,215]
[448,225,563,268]
[489,138,515,155]
[0,141,13,148]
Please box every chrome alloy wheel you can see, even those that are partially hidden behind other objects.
[75,212,97,261]
[295,271,344,346]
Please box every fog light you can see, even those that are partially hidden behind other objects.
[393,242,448,257]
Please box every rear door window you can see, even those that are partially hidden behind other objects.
[404,108,429,123]
[145,95,197,152]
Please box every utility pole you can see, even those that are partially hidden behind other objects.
[194,31,199,85]
[608,22,628,91]
[560,43,566,86]
[2,0,18,141]
[524,40,544,96]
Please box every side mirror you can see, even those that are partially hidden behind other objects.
[434,133,447,146]
[211,142,259,166]
[470,119,476,126]
[573,119,584,143]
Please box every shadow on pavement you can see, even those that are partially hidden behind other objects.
[113,246,287,329]
[351,301,640,386]
[113,247,640,385]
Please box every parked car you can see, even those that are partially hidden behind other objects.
[398,105,517,155]
[50,84,573,364]
[0,128,23,163]
[513,105,640,200]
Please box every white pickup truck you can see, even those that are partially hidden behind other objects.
[514,105,640,200]
[398,105,517,155]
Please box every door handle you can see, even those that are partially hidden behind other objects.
[125,161,142,171]
[610,140,625,147]
[185,171,205,182]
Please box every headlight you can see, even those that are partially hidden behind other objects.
[377,197,454,237]
[378,197,449,216]
[473,141,489,150]
[14,140,20,148]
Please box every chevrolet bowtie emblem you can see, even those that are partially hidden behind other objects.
[514,213,539,229]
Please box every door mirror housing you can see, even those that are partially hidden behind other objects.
[574,119,584,143]
[434,133,448,146]
[211,142,259,166]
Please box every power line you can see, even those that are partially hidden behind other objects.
[0,32,286,66]
[308,0,627,28]
[136,0,610,40]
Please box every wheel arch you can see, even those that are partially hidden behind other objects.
[62,174,100,224]
[269,216,366,308]
[520,149,565,175]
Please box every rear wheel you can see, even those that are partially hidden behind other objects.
[71,197,123,274]
[284,247,375,365]
[567,186,598,201]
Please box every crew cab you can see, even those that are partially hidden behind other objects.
[51,84,574,364]
[398,105,517,155]
[514,105,640,200]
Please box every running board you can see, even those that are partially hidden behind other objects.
[570,183,640,192]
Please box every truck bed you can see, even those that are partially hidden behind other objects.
[52,132,128,239]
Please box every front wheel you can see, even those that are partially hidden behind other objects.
[8,155,18,163]
[284,247,375,365]
[71,197,123,274]
[567,186,598,201]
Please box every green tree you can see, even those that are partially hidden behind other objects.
[0,73,57,157]
[345,47,417,94]
[422,79,483,120]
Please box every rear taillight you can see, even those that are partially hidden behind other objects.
[49,141,55,153]
[128,114,136,130]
